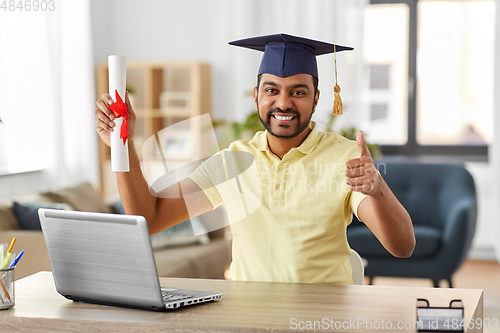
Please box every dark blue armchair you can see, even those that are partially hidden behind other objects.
[347,163,477,287]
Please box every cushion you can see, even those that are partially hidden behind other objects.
[411,225,443,258]
[348,225,442,259]
[113,197,126,215]
[208,226,227,240]
[12,201,72,230]
[0,203,20,231]
[153,238,231,279]
[41,182,113,214]
[151,217,210,250]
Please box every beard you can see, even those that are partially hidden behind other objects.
[257,105,314,139]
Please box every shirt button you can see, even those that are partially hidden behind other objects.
[279,165,284,171]
[276,184,281,190]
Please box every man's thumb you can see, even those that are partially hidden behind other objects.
[357,130,371,157]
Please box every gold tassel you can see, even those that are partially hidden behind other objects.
[332,44,343,115]
[333,84,343,115]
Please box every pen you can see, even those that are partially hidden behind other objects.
[6,237,16,254]
[8,251,23,269]
[0,237,17,269]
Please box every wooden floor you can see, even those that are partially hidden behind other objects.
[370,259,500,333]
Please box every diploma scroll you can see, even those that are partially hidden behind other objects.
[108,55,130,172]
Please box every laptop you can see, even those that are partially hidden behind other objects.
[38,208,222,311]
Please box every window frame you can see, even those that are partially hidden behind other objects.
[370,0,489,161]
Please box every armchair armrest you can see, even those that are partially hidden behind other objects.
[442,196,477,244]
[439,197,477,274]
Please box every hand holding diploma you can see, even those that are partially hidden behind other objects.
[95,90,136,147]
[108,55,129,172]
[95,92,136,147]
[95,55,137,172]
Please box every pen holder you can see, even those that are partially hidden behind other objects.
[0,267,15,310]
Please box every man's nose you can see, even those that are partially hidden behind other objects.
[275,93,292,111]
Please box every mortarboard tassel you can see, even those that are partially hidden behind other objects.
[333,84,342,115]
[332,44,343,115]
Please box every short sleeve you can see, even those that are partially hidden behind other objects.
[350,191,368,221]
[188,157,223,210]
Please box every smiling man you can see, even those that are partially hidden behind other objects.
[255,73,318,159]
[95,33,415,285]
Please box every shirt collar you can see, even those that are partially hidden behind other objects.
[249,121,323,155]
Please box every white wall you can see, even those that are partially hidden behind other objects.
[492,0,500,262]
[465,163,497,260]
[90,0,242,121]
[467,0,500,262]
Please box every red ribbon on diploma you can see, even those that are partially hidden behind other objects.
[108,90,129,145]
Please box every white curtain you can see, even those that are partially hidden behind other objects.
[225,0,368,131]
[0,0,98,191]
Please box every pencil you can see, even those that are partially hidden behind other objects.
[0,276,11,302]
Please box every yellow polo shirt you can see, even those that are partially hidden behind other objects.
[188,122,367,284]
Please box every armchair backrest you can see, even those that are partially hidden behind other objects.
[377,163,476,231]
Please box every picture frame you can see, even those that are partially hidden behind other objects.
[160,91,192,115]
[157,129,193,160]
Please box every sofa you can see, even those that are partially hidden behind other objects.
[0,182,231,281]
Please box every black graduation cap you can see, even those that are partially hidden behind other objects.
[229,33,353,80]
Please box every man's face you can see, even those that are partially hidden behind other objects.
[254,73,319,139]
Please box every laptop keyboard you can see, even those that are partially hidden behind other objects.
[161,291,194,302]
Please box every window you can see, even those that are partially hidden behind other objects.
[365,0,495,159]
[363,3,409,145]
[0,12,52,174]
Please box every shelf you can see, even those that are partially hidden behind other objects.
[135,108,196,118]
[142,157,195,162]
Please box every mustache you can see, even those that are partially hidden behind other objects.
[266,108,301,120]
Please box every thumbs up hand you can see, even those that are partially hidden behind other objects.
[345,131,381,196]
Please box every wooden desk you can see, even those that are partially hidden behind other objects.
[0,272,483,332]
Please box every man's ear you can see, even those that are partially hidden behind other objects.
[253,87,258,111]
[312,90,320,113]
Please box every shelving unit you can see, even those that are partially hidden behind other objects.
[95,62,212,199]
